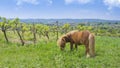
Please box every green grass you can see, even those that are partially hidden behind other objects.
[0,36,120,68]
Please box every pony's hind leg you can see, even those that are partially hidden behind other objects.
[85,45,90,58]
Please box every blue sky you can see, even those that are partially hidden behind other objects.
[0,0,120,20]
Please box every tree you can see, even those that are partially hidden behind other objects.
[76,25,84,30]
[12,18,25,46]
[0,17,9,43]
[43,25,50,39]
[36,24,43,38]
[62,23,70,33]
[20,23,29,39]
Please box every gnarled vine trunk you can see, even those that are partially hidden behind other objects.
[2,30,9,43]
[16,30,24,46]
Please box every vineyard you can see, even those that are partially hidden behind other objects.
[0,17,120,45]
[0,17,120,68]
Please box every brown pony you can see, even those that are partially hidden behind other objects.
[57,30,95,58]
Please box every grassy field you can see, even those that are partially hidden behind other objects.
[0,36,120,68]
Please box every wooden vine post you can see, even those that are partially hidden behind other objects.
[56,21,59,40]
[32,23,36,45]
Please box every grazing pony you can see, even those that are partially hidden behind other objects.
[57,30,95,57]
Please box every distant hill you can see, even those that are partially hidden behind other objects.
[20,19,120,24]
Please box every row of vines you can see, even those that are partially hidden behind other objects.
[0,17,120,45]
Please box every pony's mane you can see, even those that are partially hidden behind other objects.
[57,35,66,46]
[57,30,79,47]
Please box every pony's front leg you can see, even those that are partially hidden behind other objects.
[75,44,78,50]
[70,43,73,51]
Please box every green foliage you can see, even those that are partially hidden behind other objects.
[0,22,3,27]
[0,17,10,30]
[62,23,71,33]
[77,25,93,31]
[62,23,70,29]
[43,25,50,32]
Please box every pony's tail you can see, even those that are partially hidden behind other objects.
[88,33,95,57]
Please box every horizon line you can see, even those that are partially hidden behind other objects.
[1,17,119,21]
[1,16,120,21]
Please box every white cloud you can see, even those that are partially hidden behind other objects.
[16,0,39,6]
[65,0,92,4]
[16,0,53,6]
[104,0,120,10]
[77,0,92,4]
[47,0,53,5]
[65,0,74,4]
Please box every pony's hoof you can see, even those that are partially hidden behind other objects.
[86,54,90,58]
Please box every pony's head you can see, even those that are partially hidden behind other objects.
[57,35,67,50]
